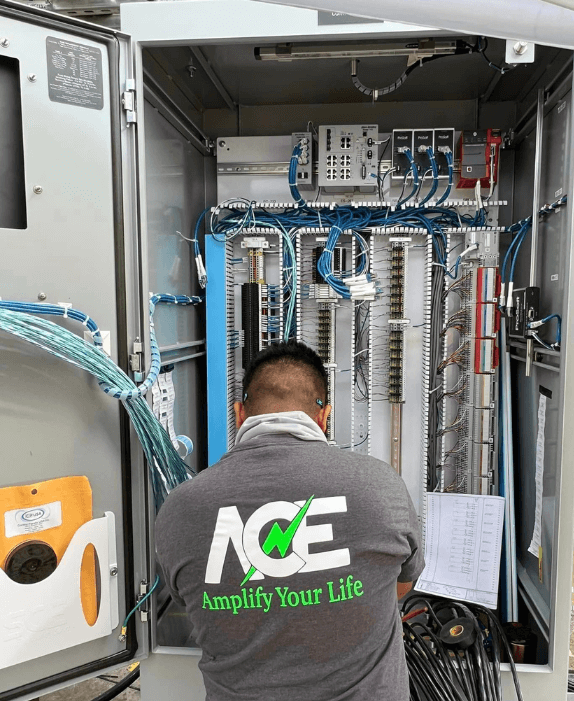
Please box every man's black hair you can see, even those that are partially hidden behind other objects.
[242,341,328,400]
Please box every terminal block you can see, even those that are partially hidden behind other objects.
[241,282,261,369]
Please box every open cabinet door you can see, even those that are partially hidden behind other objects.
[0,2,151,699]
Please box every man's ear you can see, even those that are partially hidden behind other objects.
[234,401,247,429]
[316,405,332,434]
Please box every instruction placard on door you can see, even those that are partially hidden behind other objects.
[46,36,104,110]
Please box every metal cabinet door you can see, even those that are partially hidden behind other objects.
[0,2,151,699]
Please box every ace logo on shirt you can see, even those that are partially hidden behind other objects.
[205,495,350,584]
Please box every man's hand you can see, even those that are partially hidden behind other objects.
[397,581,412,600]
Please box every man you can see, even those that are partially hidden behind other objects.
[156,340,424,701]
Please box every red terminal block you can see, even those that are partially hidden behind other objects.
[476,302,497,338]
[475,338,496,374]
[476,267,499,302]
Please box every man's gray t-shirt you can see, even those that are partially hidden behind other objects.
[156,435,424,701]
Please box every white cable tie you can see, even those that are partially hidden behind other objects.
[57,302,72,318]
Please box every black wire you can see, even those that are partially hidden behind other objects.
[401,596,524,701]
[469,604,524,701]
[97,676,140,692]
[89,668,140,701]
[406,623,462,701]
[476,37,515,75]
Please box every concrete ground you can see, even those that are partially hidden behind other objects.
[40,666,140,701]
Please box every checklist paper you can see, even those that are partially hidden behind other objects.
[415,493,505,609]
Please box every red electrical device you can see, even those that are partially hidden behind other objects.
[457,128,503,190]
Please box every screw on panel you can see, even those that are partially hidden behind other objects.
[0,38,9,48]
[33,185,43,194]
[27,74,37,83]
[37,292,47,301]
[110,566,118,576]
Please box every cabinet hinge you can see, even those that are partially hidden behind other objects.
[129,338,143,374]
[122,78,137,124]
[138,580,149,622]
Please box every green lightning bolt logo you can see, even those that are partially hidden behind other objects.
[240,495,315,586]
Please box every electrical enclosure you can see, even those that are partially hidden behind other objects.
[1,1,574,700]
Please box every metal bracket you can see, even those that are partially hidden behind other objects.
[505,40,535,65]
[122,78,137,124]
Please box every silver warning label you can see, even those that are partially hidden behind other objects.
[46,36,103,110]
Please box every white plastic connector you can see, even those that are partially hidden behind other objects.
[527,319,544,329]
[397,146,408,154]
[506,282,514,310]
[346,274,377,300]
[241,237,269,249]
[437,146,452,154]
[195,255,207,289]
[499,282,506,309]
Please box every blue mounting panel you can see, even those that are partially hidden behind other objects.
[205,234,229,466]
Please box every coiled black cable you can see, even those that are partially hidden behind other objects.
[402,595,523,701]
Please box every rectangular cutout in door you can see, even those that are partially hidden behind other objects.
[0,56,26,230]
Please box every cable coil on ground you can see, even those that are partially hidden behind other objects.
[401,594,524,701]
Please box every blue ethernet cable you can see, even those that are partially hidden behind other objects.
[435,150,454,206]
[419,147,439,205]
[397,148,420,206]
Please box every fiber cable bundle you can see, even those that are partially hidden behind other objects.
[0,302,198,507]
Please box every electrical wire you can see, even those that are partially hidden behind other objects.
[528,313,561,348]
[435,150,454,206]
[90,667,140,701]
[402,595,523,701]
[119,574,160,641]
[0,299,200,506]
[397,149,420,206]
[476,37,515,75]
[419,147,439,205]
[350,51,466,99]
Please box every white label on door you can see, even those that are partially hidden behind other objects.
[555,188,563,198]
[4,501,62,538]
[551,274,559,282]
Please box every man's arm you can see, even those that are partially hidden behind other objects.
[397,581,412,600]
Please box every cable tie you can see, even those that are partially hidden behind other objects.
[57,302,72,318]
